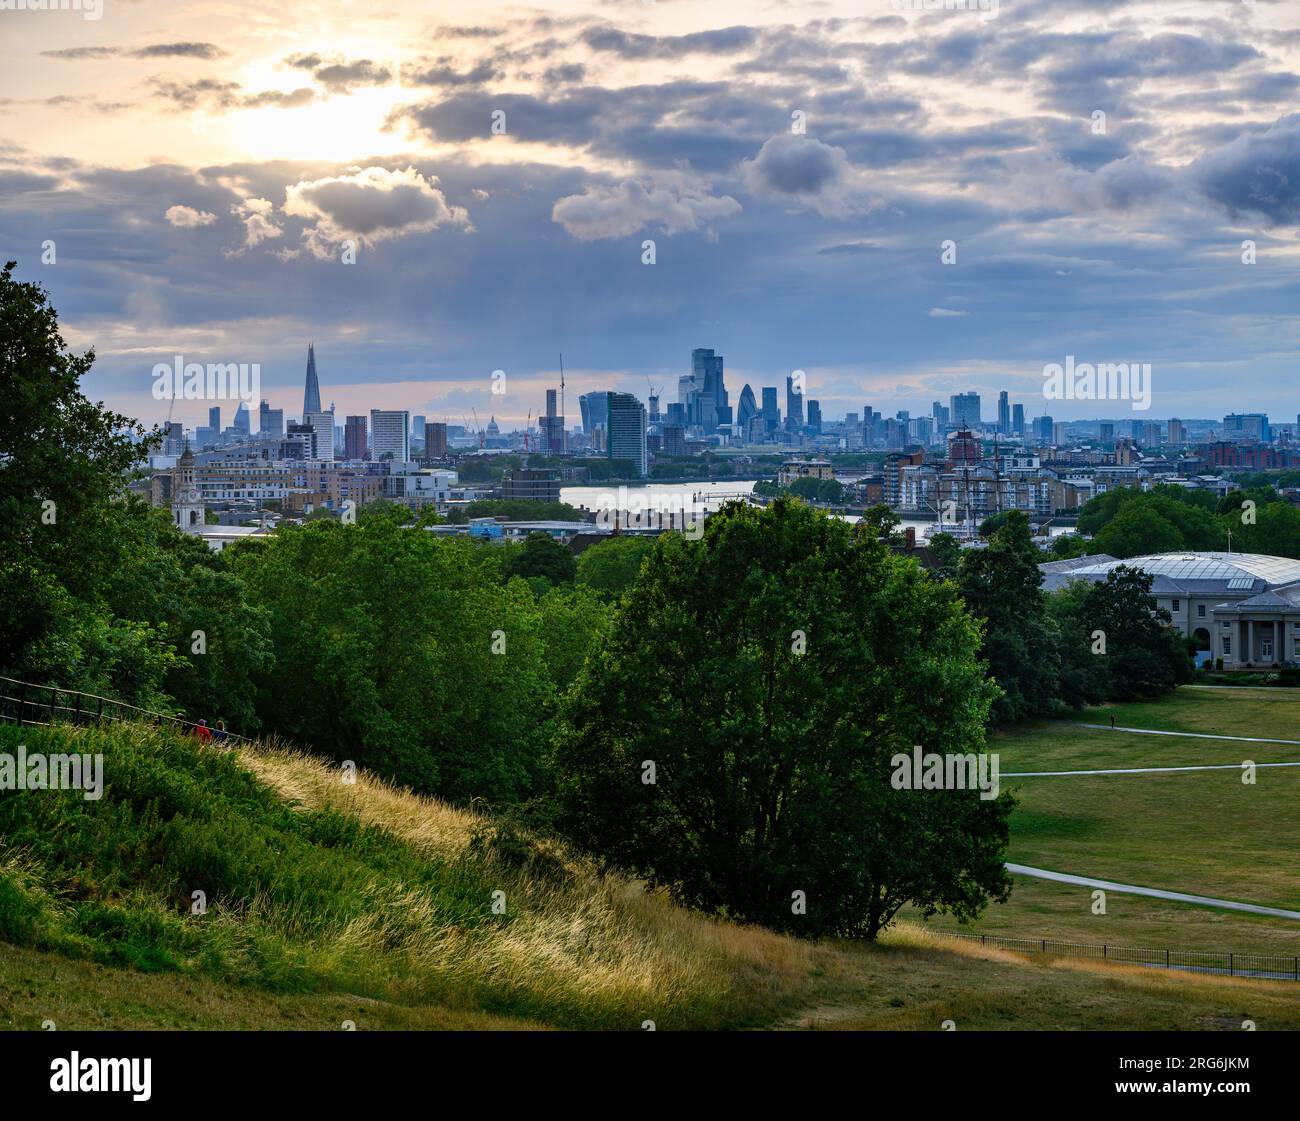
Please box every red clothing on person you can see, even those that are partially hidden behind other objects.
[196,724,212,743]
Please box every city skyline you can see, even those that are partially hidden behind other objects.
[3,2,1299,427]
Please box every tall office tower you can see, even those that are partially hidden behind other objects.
[303,343,321,416]
[232,401,251,437]
[1130,419,1144,440]
[369,410,410,462]
[997,391,1010,435]
[665,401,687,426]
[691,348,729,432]
[806,400,822,435]
[1223,413,1270,442]
[344,415,368,460]
[1012,403,1025,437]
[284,422,315,459]
[579,391,610,436]
[411,415,426,444]
[1099,421,1115,444]
[605,392,648,477]
[163,421,184,455]
[737,384,758,434]
[1142,422,1162,445]
[932,401,950,430]
[1032,415,1054,442]
[258,400,284,438]
[1052,423,1068,446]
[304,409,335,461]
[424,421,448,459]
[761,387,780,434]
[542,388,565,454]
[949,392,981,429]
[863,406,880,446]
[785,374,803,433]
[661,425,686,457]
[1168,418,1185,446]
[647,392,661,423]
[208,406,221,432]
[677,372,698,428]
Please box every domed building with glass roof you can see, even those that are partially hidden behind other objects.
[1040,552,1300,668]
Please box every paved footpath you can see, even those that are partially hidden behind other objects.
[1006,864,1300,921]
[1005,760,1300,776]
[1074,722,1300,745]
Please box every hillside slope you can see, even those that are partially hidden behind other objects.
[2,721,1298,1031]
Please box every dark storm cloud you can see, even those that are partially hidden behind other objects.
[1193,114,1300,225]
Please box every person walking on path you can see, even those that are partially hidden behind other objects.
[195,718,212,744]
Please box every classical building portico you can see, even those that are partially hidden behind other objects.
[1040,552,1300,669]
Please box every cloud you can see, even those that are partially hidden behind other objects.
[579,25,759,60]
[43,42,227,60]
[227,197,283,255]
[551,176,741,240]
[741,134,861,217]
[928,307,969,318]
[282,166,470,259]
[1193,113,1300,226]
[164,205,217,228]
[284,55,393,94]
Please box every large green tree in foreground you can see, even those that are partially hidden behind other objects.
[552,498,1013,939]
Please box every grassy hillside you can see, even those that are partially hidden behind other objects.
[3,718,1300,1030]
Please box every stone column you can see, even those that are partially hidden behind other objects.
[1248,618,1255,665]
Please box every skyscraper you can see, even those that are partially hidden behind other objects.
[1011,403,1025,437]
[785,375,803,433]
[737,384,758,434]
[997,391,1010,435]
[304,409,335,462]
[950,392,981,429]
[303,343,321,416]
[691,348,729,432]
[579,392,610,436]
[424,421,448,459]
[370,410,410,462]
[258,400,284,438]
[806,400,822,435]
[231,401,251,437]
[542,388,565,454]
[605,392,647,477]
[344,415,368,460]
[761,387,779,435]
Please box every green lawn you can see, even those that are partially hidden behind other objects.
[913,686,1300,958]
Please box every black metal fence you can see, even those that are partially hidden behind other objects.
[0,676,248,744]
[927,928,1300,982]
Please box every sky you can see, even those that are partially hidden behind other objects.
[2,0,1299,430]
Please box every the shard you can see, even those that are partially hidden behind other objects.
[303,342,321,416]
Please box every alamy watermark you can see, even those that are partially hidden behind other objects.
[0,744,103,800]
[0,0,102,19]
[891,0,999,22]
[1043,356,1151,412]
[891,745,1000,800]
[592,486,706,539]
[152,355,260,408]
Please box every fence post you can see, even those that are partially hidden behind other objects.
[1166,949,1170,969]
[74,693,81,725]
[1041,939,1046,953]
[1229,953,1234,977]
[1104,944,1107,959]
[17,682,26,725]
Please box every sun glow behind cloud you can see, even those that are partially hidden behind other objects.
[229,86,412,162]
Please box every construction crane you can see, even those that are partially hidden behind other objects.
[471,407,484,449]
[523,410,532,454]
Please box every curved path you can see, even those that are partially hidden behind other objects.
[1005,761,1300,776]
[1074,722,1300,745]
[1006,863,1300,921]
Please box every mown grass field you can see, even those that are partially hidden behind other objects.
[914,687,1300,959]
[3,710,1298,1031]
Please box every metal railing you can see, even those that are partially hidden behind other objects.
[0,676,249,743]
[926,928,1300,982]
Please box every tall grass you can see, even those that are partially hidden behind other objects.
[0,722,814,1028]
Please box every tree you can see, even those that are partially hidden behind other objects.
[501,532,576,585]
[958,511,1061,722]
[552,498,1012,940]
[575,535,657,598]
[926,532,963,580]
[1079,567,1193,698]
[1093,501,1182,558]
